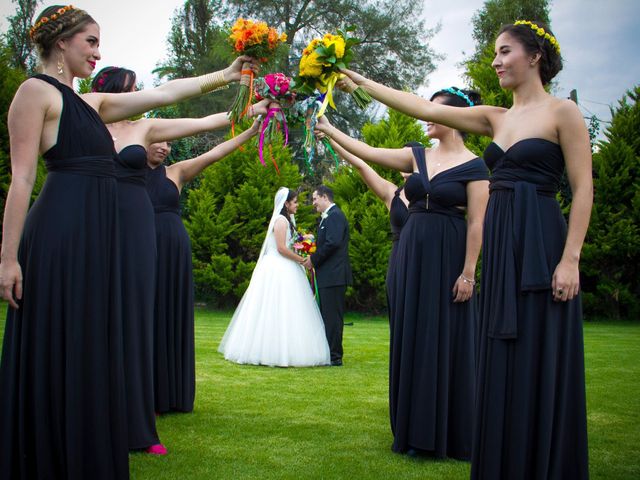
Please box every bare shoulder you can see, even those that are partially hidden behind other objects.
[13,77,57,110]
[552,97,582,120]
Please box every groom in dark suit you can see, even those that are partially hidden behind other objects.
[302,185,352,366]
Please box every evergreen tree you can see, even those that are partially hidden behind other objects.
[330,109,429,311]
[581,86,640,319]
[184,129,311,306]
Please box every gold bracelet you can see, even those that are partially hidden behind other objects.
[460,273,476,286]
[199,70,228,94]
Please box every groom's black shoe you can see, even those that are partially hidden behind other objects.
[330,360,343,366]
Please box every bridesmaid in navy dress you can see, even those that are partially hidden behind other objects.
[91,67,266,453]
[316,87,489,460]
[341,20,592,479]
[0,6,260,477]
[145,132,261,413]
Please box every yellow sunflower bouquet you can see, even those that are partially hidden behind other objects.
[294,27,371,116]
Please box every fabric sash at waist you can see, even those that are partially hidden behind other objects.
[486,180,558,339]
[45,155,116,177]
[154,205,180,215]
[408,199,465,219]
[115,169,147,186]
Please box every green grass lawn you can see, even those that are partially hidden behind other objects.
[1,310,639,479]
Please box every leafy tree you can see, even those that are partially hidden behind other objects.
[154,0,237,120]
[330,109,429,311]
[3,0,41,73]
[581,86,640,319]
[223,0,440,133]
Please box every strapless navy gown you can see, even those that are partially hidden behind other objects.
[147,165,195,413]
[115,145,160,449]
[471,139,589,479]
[0,75,129,479]
[389,147,489,459]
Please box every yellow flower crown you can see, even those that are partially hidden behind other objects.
[514,20,561,54]
[30,5,75,39]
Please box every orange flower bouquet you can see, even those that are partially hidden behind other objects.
[227,18,287,125]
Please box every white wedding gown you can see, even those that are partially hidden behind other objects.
[218,215,331,367]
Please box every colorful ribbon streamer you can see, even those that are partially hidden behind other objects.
[258,107,289,171]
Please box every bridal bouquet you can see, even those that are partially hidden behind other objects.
[293,232,316,257]
[293,27,372,117]
[254,73,295,173]
[227,18,287,125]
[294,232,319,301]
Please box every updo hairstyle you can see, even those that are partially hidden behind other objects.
[498,21,563,86]
[31,5,97,61]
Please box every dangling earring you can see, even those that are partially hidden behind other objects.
[57,53,64,75]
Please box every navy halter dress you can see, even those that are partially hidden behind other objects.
[0,74,129,479]
[471,139,589,479]
[388,147,488,459]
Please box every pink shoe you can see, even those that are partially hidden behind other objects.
[145,443,168,455]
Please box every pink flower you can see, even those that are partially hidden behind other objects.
[264,73,290,96]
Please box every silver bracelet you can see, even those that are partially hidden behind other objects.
[460,273,476,286]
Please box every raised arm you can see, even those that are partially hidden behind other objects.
[324,136,397,209]
[452,179,490,303]
[0,81,48,308]
[144,99,269,144]
[84,56,259,124]
[315,116,414,172]
[552,99,593,302]
[340,68,502,138]
[167,118,262,190]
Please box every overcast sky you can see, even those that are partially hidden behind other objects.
[2,0,638,131]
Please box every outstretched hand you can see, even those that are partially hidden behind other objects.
[224,56,261,82]
[314,115,331,135]
[338,68,367,87]
[250,99,270,118]
[247,116,264,136]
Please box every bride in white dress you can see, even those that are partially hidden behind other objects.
[218,187,331,367]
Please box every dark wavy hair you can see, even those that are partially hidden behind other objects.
[430,87,482,139]
[31,5,96,61]
[279,188,298,236]
[498,21,563,86]
[314,185,334,202]
[91,66,137,93]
